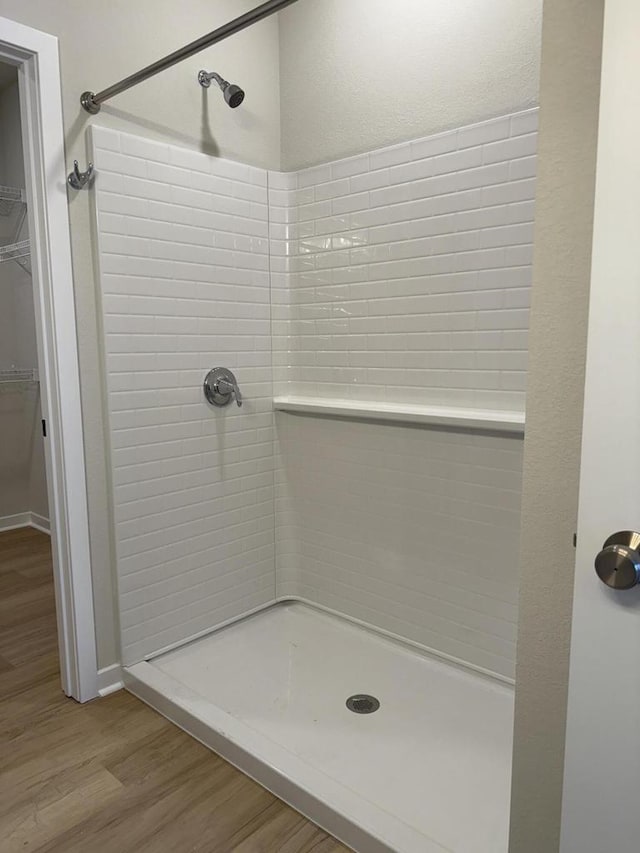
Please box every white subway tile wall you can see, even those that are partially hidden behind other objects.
[270,109,537,412]
[91,127,275,665]
[92,111,531,678]
[275,412,522,678]
[272,110,533,680]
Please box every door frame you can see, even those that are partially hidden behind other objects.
[0,17,98,702]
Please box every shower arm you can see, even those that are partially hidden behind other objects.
[198,71,226,89]
[80,0,300,114]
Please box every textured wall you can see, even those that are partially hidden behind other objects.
[91,127,275,664]
[270,109,537,412]
[279,0,542,169]
[509,2,604,851]
[0,0,282,167]
[0,0,282,668]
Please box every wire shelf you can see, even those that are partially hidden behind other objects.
[0,185,31,275]
[0,185,26,217]
[0,368,38,382]
[0,367,39,394]
[0,184,31,275]
[0,238,30,264]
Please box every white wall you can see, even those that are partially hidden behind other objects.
[0,67,23,181]
[0,70,48,525]
[0,0,282,668]
[279,0,542,169]
[0,0,282,169]
[91,127,275,664]
[276,413,522,678]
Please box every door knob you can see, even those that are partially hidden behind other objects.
[594,531,640,590]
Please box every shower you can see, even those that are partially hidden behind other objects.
[77,1,539,851]
[198,70,245,107]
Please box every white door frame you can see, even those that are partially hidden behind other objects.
[0,17,98,702]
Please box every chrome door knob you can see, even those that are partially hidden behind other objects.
[595,531,640,590]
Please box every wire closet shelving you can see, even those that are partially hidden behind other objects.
[0,367,39,395]
[0,185,31,275]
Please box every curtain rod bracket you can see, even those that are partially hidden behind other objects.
[80,92,100,115]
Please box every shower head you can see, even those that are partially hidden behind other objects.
[198,70,245,108]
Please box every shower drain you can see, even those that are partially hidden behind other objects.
[346,694,380,714]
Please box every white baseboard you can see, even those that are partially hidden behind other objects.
[0,512,31,532]
[97,663,124,697]
[29,512,50,534]
[0,511,51,535]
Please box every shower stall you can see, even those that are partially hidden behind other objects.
[85,2,537,850]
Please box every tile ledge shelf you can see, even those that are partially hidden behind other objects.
[273,396,525,435]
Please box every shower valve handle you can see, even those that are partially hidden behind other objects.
[217,376,242,407]
[203,367,243,408]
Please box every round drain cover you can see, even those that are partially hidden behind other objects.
[346,694,380,714]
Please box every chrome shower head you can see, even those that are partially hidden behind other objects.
[198,70,245,108]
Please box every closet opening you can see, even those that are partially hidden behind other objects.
[0,22,98,704]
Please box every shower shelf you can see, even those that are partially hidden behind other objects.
[273,396,525,434]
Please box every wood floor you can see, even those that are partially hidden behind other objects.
[0,527,350,853]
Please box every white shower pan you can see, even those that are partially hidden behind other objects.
[124,602,513,853]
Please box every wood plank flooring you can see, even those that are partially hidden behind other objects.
[0,527,350,853]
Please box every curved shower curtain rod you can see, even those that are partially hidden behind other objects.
[80,0,300,114]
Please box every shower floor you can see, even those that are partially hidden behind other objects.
[125,602,513,853]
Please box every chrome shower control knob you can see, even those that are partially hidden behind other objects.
[203,367,243,408]
[594,531,640,590]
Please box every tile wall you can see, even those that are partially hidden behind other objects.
[272,110,535,679]
[91,127,275,665]
[93,110,534,677]
[270,109,538,412]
